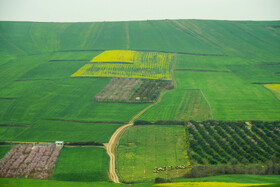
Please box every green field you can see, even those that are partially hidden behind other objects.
[1,20,280,127]
[12,120,122,143]
[0,178,123,187]
[0,146,11,159]
[51,147,109,182]
[0,19,280,185]
[117,125,189,183]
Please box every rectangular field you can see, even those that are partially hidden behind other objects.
[175,71,280,121]
[187,121,280,165]
[13,120,122,143]
[176,89,212,121]
[72,50,175,80]
[51,147,109,182]
[138,89,212,122]
[117,125,189,183]
[227,65,280,83]
[94,77,172,103]
[0,144,61,179]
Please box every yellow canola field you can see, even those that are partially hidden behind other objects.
[264,84,280,100]
[91,50,137,63]
[72,50,174,80]
[155,182,273,187]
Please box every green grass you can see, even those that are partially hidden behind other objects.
[117,125,189,183]
[175,89,212,121]
[138,55,280,121]
[0,126,27,141]
[1,19,280,185]
[51,147,109,182]
[172,174,280,184]
[227,64,280,83]
[0,146,12,159]
[174,55,240,71]
[13,120,122,143]
[0,77,149,124]
[138,89,212,122]
[257,64,280,74]
[175,71,280,121]
[0,178,123,187]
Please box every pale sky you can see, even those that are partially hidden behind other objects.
[0,0,279,22]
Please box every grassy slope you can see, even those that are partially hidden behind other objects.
[0,20,279,128]
[0,146,12,159]
[51,147,109,182]
[0,20,280,185]
[117,125,188,183]
[138,54,280,121]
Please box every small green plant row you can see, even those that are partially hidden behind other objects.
[186,120,280,165]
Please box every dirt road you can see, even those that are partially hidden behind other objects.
[105,56,177,183]
[104,101,162,183]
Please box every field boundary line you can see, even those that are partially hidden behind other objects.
[199,89,213,119]
[56,48,227,56]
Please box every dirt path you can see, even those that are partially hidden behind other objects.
[105,55,177,183]
[104,99,164,183]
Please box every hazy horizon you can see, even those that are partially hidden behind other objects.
[0,0,280,22]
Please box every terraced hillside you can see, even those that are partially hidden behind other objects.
[0,20,280,186]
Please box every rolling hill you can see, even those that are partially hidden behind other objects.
[0,19,280,186]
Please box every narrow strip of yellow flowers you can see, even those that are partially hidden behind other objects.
[155,182,273,187]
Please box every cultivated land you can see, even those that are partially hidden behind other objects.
[0,19,280,185]
[117,125,189,183]
[51,147,109,182]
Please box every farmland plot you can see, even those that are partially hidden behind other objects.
[130,79,173,103]
[94,78,142,102]
[187,121,280,165]
[117,125,190,183]
[0,144,60,179]
[94,77,172,103]
[51,147,109,182]
[72,50,175,80]
[138,89,211,121]
[176,89,212,121]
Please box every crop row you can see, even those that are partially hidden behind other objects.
[186,121,280,165]
[0,144,60,179]
[130,80,172,102]
[94,78,141,102]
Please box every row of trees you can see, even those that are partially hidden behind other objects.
[185,155,280,178]
[186,120,280,165]
[0,144,60,179]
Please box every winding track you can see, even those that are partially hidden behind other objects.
[104,98,163,183]
[105,55,177,183]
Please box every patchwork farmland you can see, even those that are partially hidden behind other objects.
[0,19,280,186]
